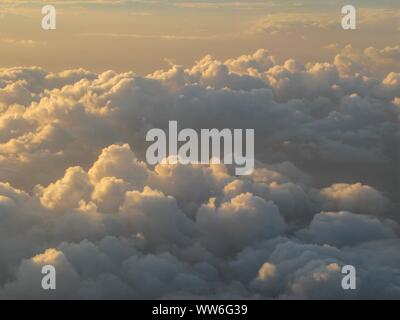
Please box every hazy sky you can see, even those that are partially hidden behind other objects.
[0,0,399,73]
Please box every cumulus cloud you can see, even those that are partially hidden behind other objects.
[334,45,400,77]
[197,194,285,256]
[0,46,399,299]
[317,183,389,215]
[297,211,396,248]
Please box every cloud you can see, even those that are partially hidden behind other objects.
[118,186,196,249]
[297,211,396,247]
[197,194,285,256]
[88,144,149,186]
[249,8,400,37]
[38,166,92,210]
[334,45,400,77]
[0,248,80,299]
[249,13,337,36]
[0,46,399,298]
[317,183,389,215]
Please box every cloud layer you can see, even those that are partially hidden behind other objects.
[0,46,399,299]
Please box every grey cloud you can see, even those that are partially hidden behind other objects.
[0,47,399,298]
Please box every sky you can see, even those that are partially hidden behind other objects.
[0,0,399,299]
[0,0,399,73]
